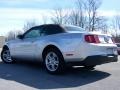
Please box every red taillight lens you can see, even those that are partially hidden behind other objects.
[85,35,100,43]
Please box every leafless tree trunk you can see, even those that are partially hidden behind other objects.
[51,8,69,24]
[50,0,107,33]
[69,0,104,32]
[23,20,37,32]
[86,0,102,31]
[95,16,108,33]
[6,30,23,41]
[6,20,38,41]
[112,15,120,37]
[68,0,87,28]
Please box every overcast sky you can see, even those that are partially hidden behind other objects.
[0,0,120,36]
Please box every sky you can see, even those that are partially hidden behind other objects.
[0,0,120,36]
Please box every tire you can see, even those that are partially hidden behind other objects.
[84,65,96,70]
[43,48,65,74]
[1,48,14,64]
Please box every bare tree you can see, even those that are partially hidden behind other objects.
[6,31,16,41]
[6,20,38,41]
[6,30,23,41]
[51,8,69,24]
[68,0,87,28]
[94,16,108,34]
[112,15,120,37]
[83,0,102,31]
[23,20,37,32]
[77,0,86,28]
[68,0,105,32]
[42,15,48,24]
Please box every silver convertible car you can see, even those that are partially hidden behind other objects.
[1,24,118,74]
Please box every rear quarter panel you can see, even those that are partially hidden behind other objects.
[35,33,84,61]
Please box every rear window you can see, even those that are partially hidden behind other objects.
[64,26,85,32]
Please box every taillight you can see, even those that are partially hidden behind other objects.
[85,35,100,43]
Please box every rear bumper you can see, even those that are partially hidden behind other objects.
[67,54,118,66]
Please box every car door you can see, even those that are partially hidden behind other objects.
[13,27,41,60]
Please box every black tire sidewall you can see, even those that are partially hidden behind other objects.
[43,48,65,74]
[1,49,14,64]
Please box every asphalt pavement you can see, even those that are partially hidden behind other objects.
[0,49,120,90]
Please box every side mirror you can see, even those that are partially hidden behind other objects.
[17,35,24,39]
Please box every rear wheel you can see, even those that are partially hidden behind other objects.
[43,48,65,74]
[1,49,14,64]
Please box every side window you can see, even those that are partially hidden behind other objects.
[41,25,64,36]
[24,29,40,38]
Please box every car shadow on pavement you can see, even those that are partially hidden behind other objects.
[0,61,111,89]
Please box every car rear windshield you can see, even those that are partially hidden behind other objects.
[64,26,85,33]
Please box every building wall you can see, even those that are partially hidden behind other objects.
[0,36,5,48]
